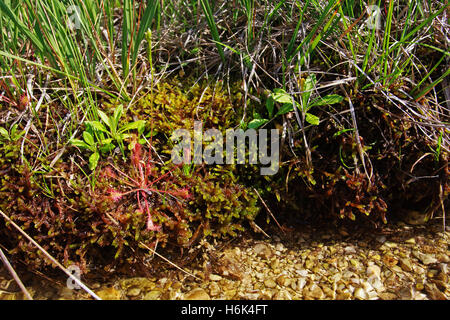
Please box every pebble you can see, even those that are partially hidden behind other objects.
[399,258,413,272]
[275,243,285,252]
[366,265,381,279]
[424,283,446,300]
[297,278,307,290]
[305,284,324,300]
[209,282,221,297]
[184,288,210,300]
[254,243,273,259]
[143,290,162,300]
[264,279,277,288]
[354,287,367,300]
[336,291,351,300]
[344,246,356,254]
[378,292,398,300]
[209,274,222,281]
[276,275,290,287]
[413,251,438,265]
[304,258,314,269]
[126,287,141,297]
[95,287,121,300]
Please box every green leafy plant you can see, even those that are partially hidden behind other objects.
[86,105,146,157]
[248,74,343,129]
[71,104,145,170]
[0,124,25,143]
[70,130,114,170]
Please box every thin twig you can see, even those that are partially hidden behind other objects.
[0,247,33,300]
[0,209,101,300]
[253,187,284,233]
[138,242,200,281]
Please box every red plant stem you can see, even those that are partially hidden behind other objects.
[109,163,140,186]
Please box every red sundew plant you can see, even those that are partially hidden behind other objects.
[105,142,190,231]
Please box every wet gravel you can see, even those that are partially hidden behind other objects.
[1,221,449,300]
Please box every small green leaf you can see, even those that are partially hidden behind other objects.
[120,120,146,133]
[83,131,95,146]
[99,138,113,145]
[86,121,108,133]
[99,143,115,153]
[70,139,90,149]
[266,97,275,117]
[305,113,320,125]
[97,110,111,128]
[274,103,294,117]
[271,89,293,104]
[248,118,269,129]
[309,94,344,107]
[302,74,316,107]
[145,130,157,137]
[89,152,100,170]
[0,127,9,138]
[114,105,123,123]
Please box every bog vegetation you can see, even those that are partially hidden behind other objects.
[0,0,448,276]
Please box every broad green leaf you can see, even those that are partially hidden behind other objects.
[89,152,100,171]
[86,121,108,134]
[271,89,293,104]
[99,144,115,153]
[145,130,158,137]
[248,118,269,129]
[70,139,90,149]
[99,138,113,145]
[83,131,95,146]
[305,113,320,125]
[120,120,146,133]
[309,94,344,107]
[266,97,275,117]
[0,127,9,138]
[274,103,294,117]
[10,125,25,141]
[114,105,123,124]
[97,110,111,128]
[302,74,316,107]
